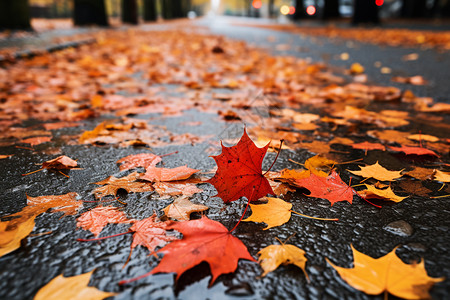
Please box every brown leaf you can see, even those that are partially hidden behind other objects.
[92,172,153,199]
[163,197,209,221]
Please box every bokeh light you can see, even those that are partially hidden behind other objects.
[280,5,290,15]
[252,0,262,9]
[375,0,384,6]
[306,5,316,16]
[289,6,296,15]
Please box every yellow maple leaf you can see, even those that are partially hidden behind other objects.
[326,245,444,299]
[304,155,337,177]
[258,243,309,280]
[34,270,117,300]
[0,215,36,258]
[243,197,336,229]
[358,184,408,203]
[243,197,292,230]
[433,170,450,182]
[348,161,403,181]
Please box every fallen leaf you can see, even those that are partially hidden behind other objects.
[351,142,385,152]
[389,145,439,157]
[404,167,434,180]
[433,170,450,182]
[294,170,354,205]
[129,213,177,254]
[141,166,199,182]
[358,184,408,203]
[243,197,293,230]
[0,215,36,257]
[398,180,432,197]
[34,270,117,300]
[42,155,78,169]
[77,206,133,237]
[207,129,274,203]
[162,196,209,221]
[20,136,52,146]
[25,192,83,218]
[92,172,153,199]
[304,155,337,177]
[122,216,255,285]
[258,243,308,279]
[116,153,162,171]
[153,182,203,198]
[348,161,403,181]
[407,134,439,143]
[0,154,13,159]
[326,245,444,299]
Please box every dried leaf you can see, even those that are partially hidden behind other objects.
[92,172,152,199]
[162,197,208,221]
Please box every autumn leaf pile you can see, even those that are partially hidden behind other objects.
[0,25,449,299]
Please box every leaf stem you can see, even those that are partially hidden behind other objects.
[430,195,449,199]
[160,151,178,157]
[119,271,153,285]
[263,139,284,175]
[290,210,338,221]
[77,231,131,242]
[22,168,43,176]
[229,188,255,233]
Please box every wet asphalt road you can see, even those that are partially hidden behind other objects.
[1,17,450,300]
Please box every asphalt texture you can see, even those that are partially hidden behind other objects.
[0,17,449,300]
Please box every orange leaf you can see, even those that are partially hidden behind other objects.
[76,206,133,237]
[140,166,199,182]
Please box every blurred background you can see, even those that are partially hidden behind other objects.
[2,0,450,31]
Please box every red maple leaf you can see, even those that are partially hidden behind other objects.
[120,216,255,286]
[207,129,274,203]
[293,170,354,206]
[388,145,439,157]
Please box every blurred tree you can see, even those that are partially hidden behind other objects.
[268,0,275,18]
[443,0,450,17]
[322,0,340,19]
[0,0,31,30]
[293,0,306,20]
[74,0,108,26]
[401,0,427,17]
[352,0,379,25]
[143,0,157,21]
[121,0,138,24]
[161,0,190,19]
